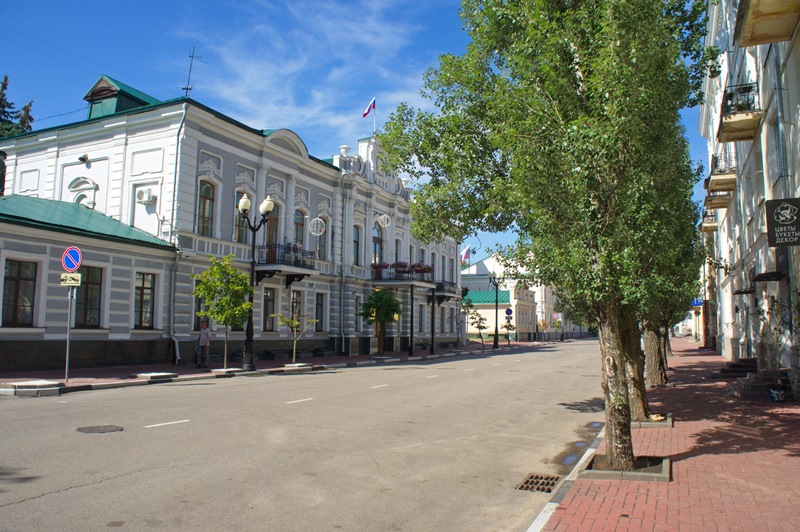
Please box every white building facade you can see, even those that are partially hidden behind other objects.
[698,0,800,397]
[0,76,461,370]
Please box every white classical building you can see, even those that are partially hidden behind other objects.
[698,0,800,397]
[0,75,461,371]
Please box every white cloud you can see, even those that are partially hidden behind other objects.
[178,0,461,155]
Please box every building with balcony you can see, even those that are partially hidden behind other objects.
[0,75,462,370]
[698,0,800,399]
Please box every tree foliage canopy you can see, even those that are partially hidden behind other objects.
[0,75,34,138]
[192,254,251,330]
[379,0,707,470]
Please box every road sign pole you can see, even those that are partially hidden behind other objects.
[65,286,74,383]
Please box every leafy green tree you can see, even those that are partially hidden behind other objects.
[271,305,319,365]
[380,0,707,470]
[358,289,403,355]
[192,255,252,370]
[468,305,488,350]
[0,75,34,138]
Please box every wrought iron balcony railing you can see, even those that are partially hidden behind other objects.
[721,83,760,115]
[255,243,316,270]
[371,266,434,283]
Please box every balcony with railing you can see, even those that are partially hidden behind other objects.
[733,0,800,47]
[707,153,737,192]
[718,83,762,143]
[701,211,719,233]
[371,265,435,286]
[254,243,317,286]
[704,190,732,210]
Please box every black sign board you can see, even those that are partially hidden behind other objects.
[766,198,800,247]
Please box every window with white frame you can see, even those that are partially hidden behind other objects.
[2,259,37,327]
[134,272,155,329]
[75,265,102,328]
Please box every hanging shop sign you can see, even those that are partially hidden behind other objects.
[766,198,800,247]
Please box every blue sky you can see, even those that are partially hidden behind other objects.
[4,0,708,261]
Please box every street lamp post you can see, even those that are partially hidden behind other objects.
[238,193,275,371]
[489,273,503,349]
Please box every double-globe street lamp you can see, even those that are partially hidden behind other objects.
[488,273,503,349]
[237,193,275,371]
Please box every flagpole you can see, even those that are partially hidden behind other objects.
[373,98,377,134]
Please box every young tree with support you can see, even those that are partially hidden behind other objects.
[192,255,252,370]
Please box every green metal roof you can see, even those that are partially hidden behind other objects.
[463,289,510,305]
[0,195,175,251]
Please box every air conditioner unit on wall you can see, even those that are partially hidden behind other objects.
[136,188,155,204]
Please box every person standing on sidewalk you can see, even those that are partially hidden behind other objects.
[196,321,211,368]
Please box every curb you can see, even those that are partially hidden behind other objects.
[0,344,536,397]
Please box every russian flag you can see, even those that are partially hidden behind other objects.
[362,97,376,118]
[460,245,471,262]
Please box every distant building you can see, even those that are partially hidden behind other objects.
[0,75,461,371]
[460,254,538,341]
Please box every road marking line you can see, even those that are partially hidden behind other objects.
[426,375,439,379]
[464,368,474,372]
[286,398,314,404]
[372,384,389,389]
[493,363,501,366]
[145,420,190,428]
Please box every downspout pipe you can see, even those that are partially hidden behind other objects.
[340,171,347,354]
[772,46,792,335]
[168,103,188,364]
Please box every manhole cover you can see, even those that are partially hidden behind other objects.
[516,473,561,493]
[77,425,123,434]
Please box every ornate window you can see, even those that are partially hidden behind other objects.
[234,191,248,244]
[372,223,383,264]
[197,181,215,237]
[294,210,305,247]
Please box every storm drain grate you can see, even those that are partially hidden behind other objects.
[515,473,561,493]
[77,425,123,434]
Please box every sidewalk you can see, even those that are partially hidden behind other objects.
[0,339,546,395]
[537,336,800,532]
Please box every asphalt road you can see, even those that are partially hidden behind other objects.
[0,340,604,531]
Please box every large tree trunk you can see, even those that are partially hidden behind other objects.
[643,327,669,386]
[643,325,669,386]
[663,324,673,366]
[624,322,650,421]
[598,308,635,471]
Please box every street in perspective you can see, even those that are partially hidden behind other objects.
[0,341,604,531]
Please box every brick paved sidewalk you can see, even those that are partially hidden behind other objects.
[539,337,800,532]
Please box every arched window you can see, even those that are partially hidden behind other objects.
[431,254,436,278]
[234,191,248,244]
[197,181,215,237]
[395,239,402,262]
[265,204,280,246]
[353,226,361,266]
[294,210,305,247]
[316,217,328,261]
[372,223,383,264]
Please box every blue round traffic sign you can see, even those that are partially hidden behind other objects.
[505,308,513,316]
[62,247,82,273]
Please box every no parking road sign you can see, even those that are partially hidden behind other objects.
[62,246,82,272]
